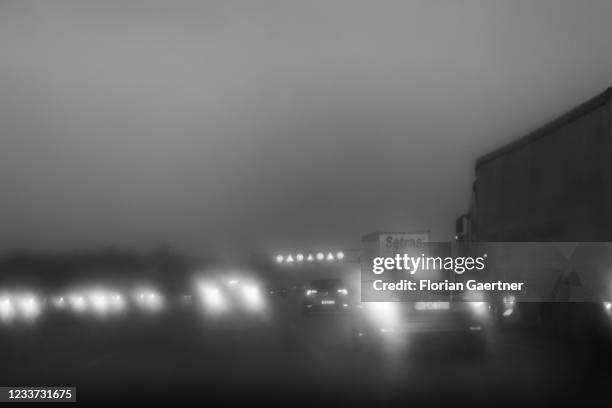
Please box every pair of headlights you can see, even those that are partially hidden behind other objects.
[0,294,42,323]
[196,281,265,315]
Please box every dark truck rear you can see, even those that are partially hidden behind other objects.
[456,88,612,339]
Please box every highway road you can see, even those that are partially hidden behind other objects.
[1,295,610,406]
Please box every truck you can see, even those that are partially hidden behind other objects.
[455,87,612,345]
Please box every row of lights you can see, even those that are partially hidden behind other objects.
[2,277,269,325]
[0,286,165,324]
[275,251,345,264]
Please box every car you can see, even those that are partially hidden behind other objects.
[351,299,489,356]
[194,277,267,316]
[302,279,351,315]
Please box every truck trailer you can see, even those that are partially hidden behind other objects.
[456,88,612,343]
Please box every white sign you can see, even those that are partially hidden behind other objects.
[378,232,429,257]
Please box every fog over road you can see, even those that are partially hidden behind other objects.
[2,294,610,405]
[2,1,612,254]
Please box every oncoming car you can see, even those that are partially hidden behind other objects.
[195,277,267,317]
[303,279,351,315]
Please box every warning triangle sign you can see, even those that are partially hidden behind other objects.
[565,268,582,287]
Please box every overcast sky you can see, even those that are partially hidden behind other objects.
[1,0,612,256]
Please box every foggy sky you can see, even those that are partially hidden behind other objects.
[1,0,612,256]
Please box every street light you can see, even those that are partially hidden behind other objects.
[296,253,304,262]
[336,251,345,260]
[275,255,284,263]
[316,252,324,261]
[327,252,335,261]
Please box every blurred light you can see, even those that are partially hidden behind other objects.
[68,294,87,313]
[316,252,324,261]
[469,301,488,317]
[242,285,264,312]
[109,293,126,312]
[307,254,314,261]
[365,302,399,328]
[503,308,514,317]
[52,296,66,309]
[133,288,164,312]
[197,284,227,314]
[82,288,127,316]
[228,280,239,285]
[326,252,335,261]
[503,295,516,305]
[275,255,284,263]
[17,295,42,321]
[306,289,318,296]
[604,302,611,312]
[296,253,304,262]
[0,297,16,323]
[90,291,110,315]
[286,255,294,263]
[336,251,345,260]
[337,288,348,295]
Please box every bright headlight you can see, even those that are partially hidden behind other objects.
[0,293,42,323]
[468,301,489,317]
[198,284,227,314]
[89,291,110,315]
[16,294,42,321]
[68,293,87,313]
[0,297,16,323]
[242,285,264,312]
[365,302,399,327]
[87,289,126,316]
